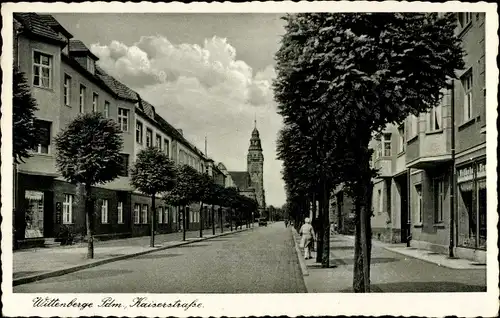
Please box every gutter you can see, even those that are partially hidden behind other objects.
[449,80,456,258]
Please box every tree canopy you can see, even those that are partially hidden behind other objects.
[13,67,38,164]
[131,147,176,195]
[55,112,123,185]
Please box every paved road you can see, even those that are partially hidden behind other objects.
[14,222,306,293]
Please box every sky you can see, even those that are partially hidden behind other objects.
[51,13,287,207]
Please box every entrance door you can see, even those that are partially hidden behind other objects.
[398,175,409,243]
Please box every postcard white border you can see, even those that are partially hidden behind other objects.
[2,2,498,317]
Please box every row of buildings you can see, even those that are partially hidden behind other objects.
[331,12,487,262]
[12,13,266,248]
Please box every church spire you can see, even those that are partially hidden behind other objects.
[254,113,257,129]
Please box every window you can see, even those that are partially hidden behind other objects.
[164,139,170,157]
[458,12,473,28]
[87,58,95,74]
[164,207,169,224]
[383,133,391,157]
[407,115,418,139]
[63,194,73,224]
[104,101,110,118]
[33,120,51,154]
[117,201,124,224]
[434,177,444,223]
[118,108,129,132]
[428,105,442,131]
[142,205,148,224]
[92,93,99,112]
[158,206,163,224]
[101,199,109,224]
[378,189,383,215]
[63,75,71,106]
[79,85,86,113]
[136,121,143,144]
[398,125,405,153]
[415,185,422,224]
[146,128,153,147]
[155,134,162,150]
[134,204,141,224]
[33,51,52,88]
[461,70,473,122]
[119,154,129,177]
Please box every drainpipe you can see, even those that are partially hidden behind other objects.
[449,80,456,258]
[406,168,411,247]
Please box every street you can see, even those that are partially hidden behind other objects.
[14,222,306,293]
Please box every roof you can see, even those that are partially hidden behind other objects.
[96,66,138,101]
[37,14,73,39]
[138,98,156,119]
[229,171,252,191]
[14,13,66,45]
[69,39,99,60]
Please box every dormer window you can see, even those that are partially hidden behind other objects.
[87,57,95,74]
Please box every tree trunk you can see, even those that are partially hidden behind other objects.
[353,161,374,292]
[212,204,216,235]
[316,191,324,264]
[220,208,223,233]
[230,209,233,231]
[150,193,156,248]
[199,202,204,238]
[85,183,94,259]
[322,185,330,268]
[312,192,317,220]
[182,206,186,241]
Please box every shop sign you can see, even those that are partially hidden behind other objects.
[55,202,62,224]
[457,165,474,183]
[477,160,486,179]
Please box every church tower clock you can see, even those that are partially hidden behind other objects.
[247,120,266,214]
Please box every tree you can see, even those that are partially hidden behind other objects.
[163,164,200,241]
[55,112,123,259]
[223,187,239,231]
[131,147,176,247]
[13,67,38,164]
[274,13,464,292]
[196,172,214,238]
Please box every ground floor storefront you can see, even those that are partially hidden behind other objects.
[14,174,231,249]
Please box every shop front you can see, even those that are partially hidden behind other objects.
[456,157,486,255]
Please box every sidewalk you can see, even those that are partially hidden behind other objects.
[292,230,486,293]
[13,225,254,286]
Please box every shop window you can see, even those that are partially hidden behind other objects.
[117,201,124,224]
[101,199,109,224]
[142,205,148,224]
[33,120,51,154]
[63,194,73,224]
[134,204,141,224]
[478,186,486,249]
[25,190,44,238]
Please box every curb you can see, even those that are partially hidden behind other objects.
[13,228,251,286]
[290,228,309,277]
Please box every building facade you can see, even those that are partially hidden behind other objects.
[13,13,228,247]
[369,12,486,262]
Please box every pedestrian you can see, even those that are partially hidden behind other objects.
[299,217,316,260]
[285,219,289,228]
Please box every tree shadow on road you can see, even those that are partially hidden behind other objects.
[334,257,399,266]
[178,244,211,248]
[330,246,354,250]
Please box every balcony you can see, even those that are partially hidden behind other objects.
[373,157,392,178]
[406,128,452,169]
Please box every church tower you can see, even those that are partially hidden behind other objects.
[247,120,266,214]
